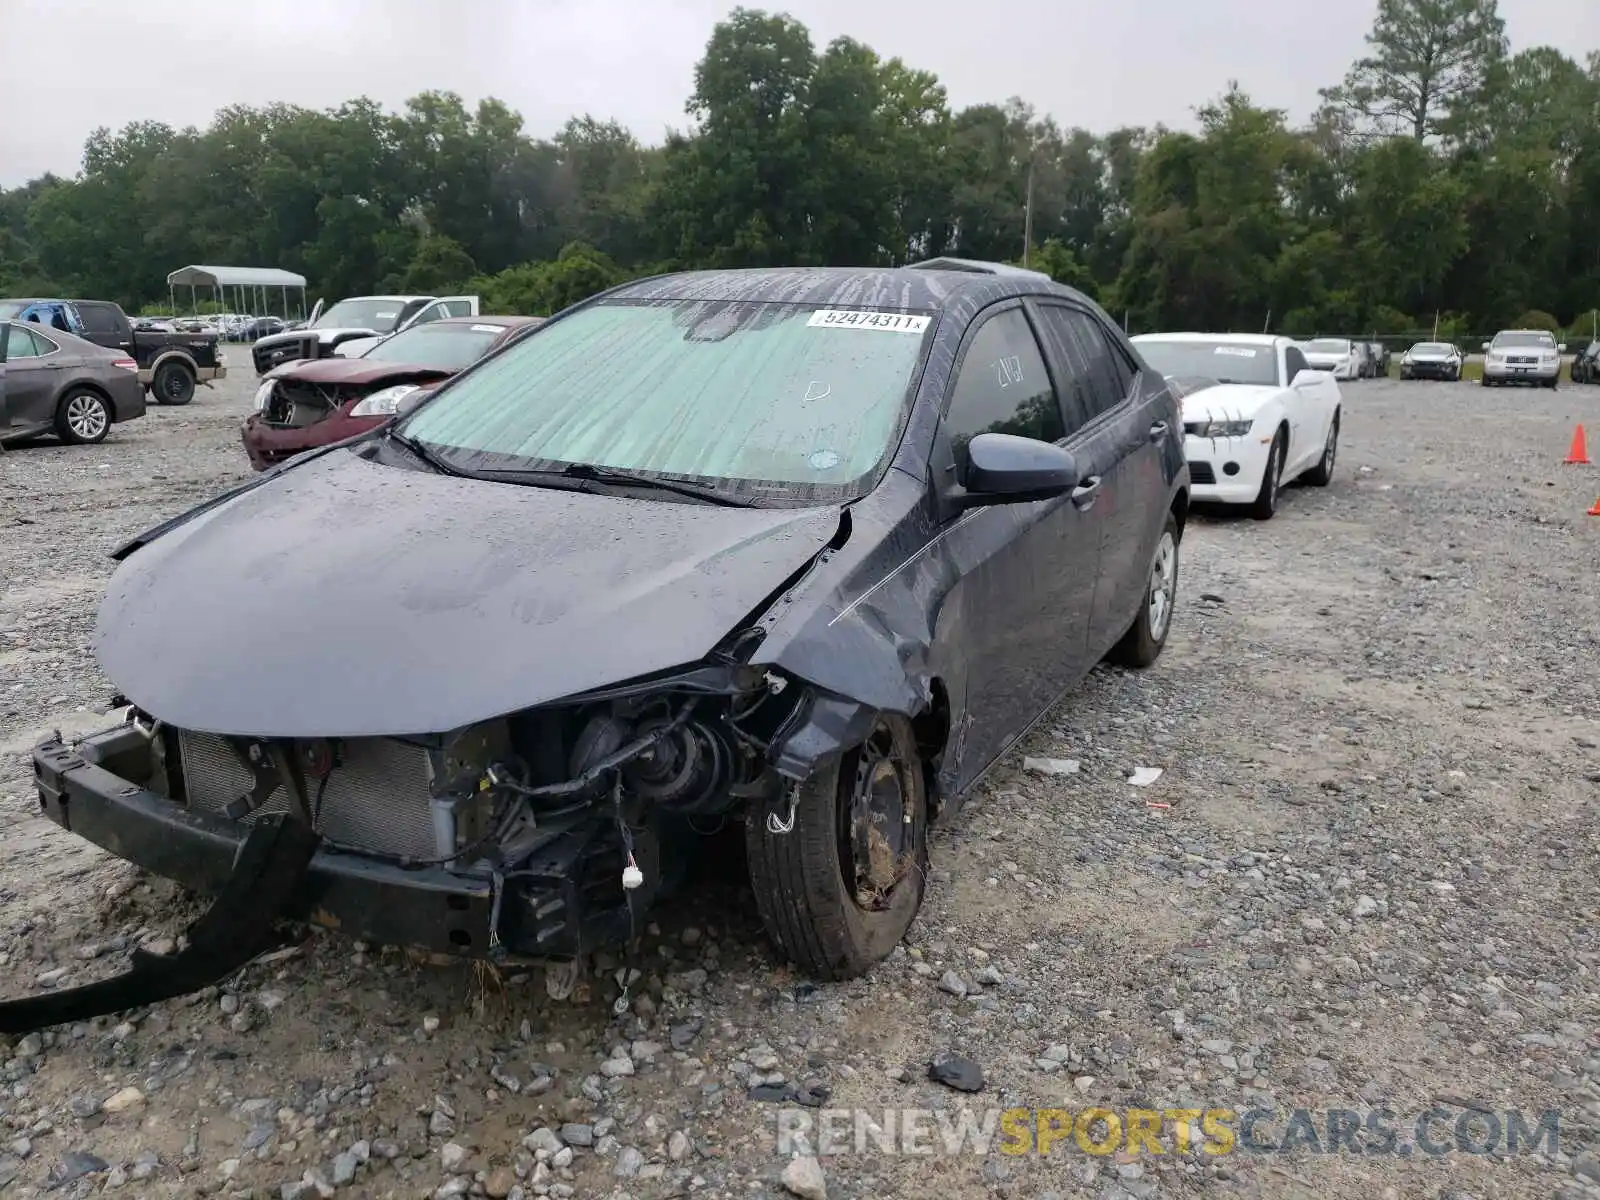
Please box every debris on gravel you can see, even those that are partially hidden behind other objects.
[1,365,1596,1198]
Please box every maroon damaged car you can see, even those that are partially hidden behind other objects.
[242,315,542,471]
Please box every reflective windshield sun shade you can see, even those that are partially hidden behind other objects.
[399,300,932,498]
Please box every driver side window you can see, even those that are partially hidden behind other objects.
[1284,345,1310,384]
[942,308,1062,476]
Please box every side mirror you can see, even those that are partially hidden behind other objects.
[1481,341,1490,351]
[1557,343,1567,353]
[949,433,1079,510]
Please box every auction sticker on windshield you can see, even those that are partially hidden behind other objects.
[1214,346,1258,356]
[807,309,930,334]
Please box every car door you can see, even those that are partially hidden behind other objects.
[1030,300,1163,660]
[1281,343,1323,472]
[76,301,133,353]
[0,324,63,432]
[401,296,481,330]
[930,302,1102,791]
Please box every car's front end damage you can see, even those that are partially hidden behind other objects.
[32,655,830,964]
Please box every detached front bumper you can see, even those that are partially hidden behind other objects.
[241,412,385,471]
[31,725,619,960]
[1183,433,1273,504]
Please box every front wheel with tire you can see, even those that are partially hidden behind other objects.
[1250,430,1286,520]
[55,389,112,445]
[745,715,928,980]
[1108,510,1180,668]
[1301,410,1339,487]
[152,360,196,405]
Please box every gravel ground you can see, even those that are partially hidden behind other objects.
[1,356,1598,1200]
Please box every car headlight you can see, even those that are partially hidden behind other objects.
[252,380,275,412]
[1190,418,1253,438]
[349,384,421,418]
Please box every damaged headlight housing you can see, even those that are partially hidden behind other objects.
[252,380,275,412]
[1190,418,1253,438]
[349,384,421,418]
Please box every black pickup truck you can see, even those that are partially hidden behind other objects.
[0,298,226,405]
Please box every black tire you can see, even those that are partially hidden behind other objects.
[152,360,196,406]
[745,715,928,980]
[54,388,112,445]
[1302,409,1339,487]
[1108,509,1180,669]
[1480,373,1492,387]
[1249,428,1286,520]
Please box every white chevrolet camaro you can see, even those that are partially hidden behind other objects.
[1130,333,1344,519]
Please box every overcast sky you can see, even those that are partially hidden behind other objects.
[2,0,1595,187]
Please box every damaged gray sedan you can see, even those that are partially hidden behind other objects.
[25,260,1188,1018]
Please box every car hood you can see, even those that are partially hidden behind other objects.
[266,357,451,386]
[1407,351,1456,361]
[1177,381,1283,422]
[95,450,843,738]
[1301,350,1348,364]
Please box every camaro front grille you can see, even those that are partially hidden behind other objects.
[1188,462,1217,485]
[175,731,439,861]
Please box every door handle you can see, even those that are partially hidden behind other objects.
[1148,421,1168,441]
[1070,475,1101,509]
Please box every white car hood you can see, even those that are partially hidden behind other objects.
[1179,382,1282,423]
[1302,351,1347,366]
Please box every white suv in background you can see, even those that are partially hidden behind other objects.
[1481,329,1564,389]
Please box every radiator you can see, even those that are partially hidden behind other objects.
[176,731,439,861]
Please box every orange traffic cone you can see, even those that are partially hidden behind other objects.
[1589,496,1600,516]
[1565,424,1590,465]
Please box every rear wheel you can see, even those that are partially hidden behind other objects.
[1108,509,1180,668]
[1249,430,1286,520]
[153,360,196,406]
[55,389,111,445]
[745,715,927,980]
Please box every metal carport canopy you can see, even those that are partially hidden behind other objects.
[166,265,307,289]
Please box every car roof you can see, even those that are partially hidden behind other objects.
[1493,328,1555,335]
[1130,331,1286,347]
[609,265,1071,311]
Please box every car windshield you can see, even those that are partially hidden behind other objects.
[314,299,409,332]
[362,324,503,370]
[1413,342,1453,354]
[1492,331,1555,348]
[396,299,933,504]
[1132,339,1280,386]
[1305,339,1349,354]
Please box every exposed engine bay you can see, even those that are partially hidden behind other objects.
[259,379,353,429]
[64,660,812,968]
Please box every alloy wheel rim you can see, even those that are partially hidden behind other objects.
[1148,531,1177,640]
[67,396,107,439]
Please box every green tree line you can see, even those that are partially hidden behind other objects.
[1,0,1596,338]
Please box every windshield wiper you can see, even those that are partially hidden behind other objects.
[387,429,474,478]
[555,463,755,507]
